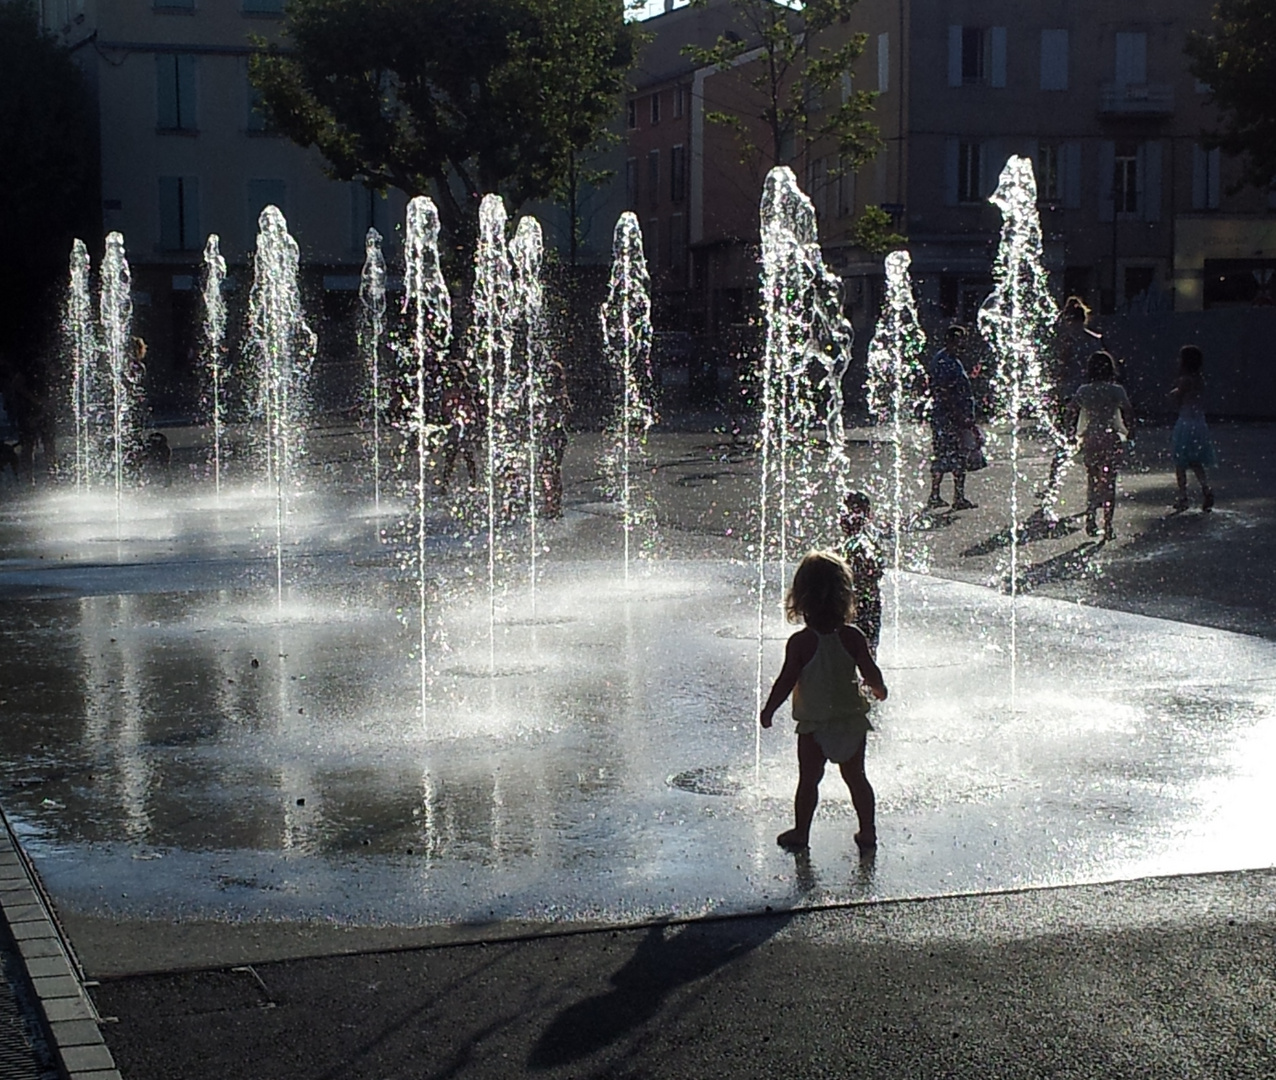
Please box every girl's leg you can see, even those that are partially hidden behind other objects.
[1098,463,1117,536]
[1191,464,1213,509]
[778,734,826,848]
[838,737,876,847]
[1084,464,1100,534]
[1174,466,1189,509]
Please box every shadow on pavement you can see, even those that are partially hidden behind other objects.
[528,904,800,1069]
[961,508,1081,558]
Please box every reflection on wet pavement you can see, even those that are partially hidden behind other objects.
[0,477,1273,934]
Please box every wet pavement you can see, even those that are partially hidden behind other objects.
[0,419,1272,975]
[0,418,1273,1078]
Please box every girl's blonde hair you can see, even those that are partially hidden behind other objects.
[785,550,855,627]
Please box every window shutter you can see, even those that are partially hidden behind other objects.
[944,137,959,205]
[990,27,1007,88]
[1141,140,1162,222]
[1063,142,1082,209]
[156,55,178,129]
[1040,30,1068,91]
[948,26,962,87]
[158,177,181,250]
[181,177,200,250]
[1098,141,1115,222]
[176,55,197,129]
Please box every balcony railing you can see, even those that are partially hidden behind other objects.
[1099,83,1175,116]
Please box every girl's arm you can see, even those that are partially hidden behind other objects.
[839,625,888,700]
[760,632,810,728]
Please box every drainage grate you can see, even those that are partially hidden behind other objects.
[0,928,59,1080]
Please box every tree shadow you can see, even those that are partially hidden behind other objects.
[961,508,1081,558]
[527,910,795,1070]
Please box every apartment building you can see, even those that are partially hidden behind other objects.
[904,0,1275,319]
[634,0,1275,344]
[42,0,404,405]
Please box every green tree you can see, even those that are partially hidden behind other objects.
[250,0,639,260]
[0,2,98,389]
[1187,0,1276,192]
[682,0,900,251]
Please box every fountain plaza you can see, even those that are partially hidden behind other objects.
[0,411,1273,979]
[0,167,1273,999]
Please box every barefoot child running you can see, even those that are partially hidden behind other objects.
[760,551,888,853]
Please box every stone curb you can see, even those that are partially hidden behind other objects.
[0,818,122,1080]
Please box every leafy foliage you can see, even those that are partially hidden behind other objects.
[250,0,639,257]
[683,0,881,178]
[1186,0,1276,191]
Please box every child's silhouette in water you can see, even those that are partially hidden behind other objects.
[761,550,888,853]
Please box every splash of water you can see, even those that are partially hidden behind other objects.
[977,155,1062,690]
[99,232,140,523]
[756,167,853,741]
[64,239,96,492]
[200,235,228,497]
[400,196,453,714]
[510,214,547,614]
[599,212,657,584]
[472,195,518,673]
[246,206,316,603]
[359,227,388,512]
[865,249,928,647]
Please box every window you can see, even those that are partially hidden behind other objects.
[669,213,686,276]
[1114,148,1138,214]
[1114,32,1147,86]
[1193,145,1221,210]
[625,157,638,209]
[158,177,200,251]
[647,150,659,208]
[957,141,982,203]
[1035,141,1080,207]
[673,85,685,119]
[247,81,271,133]
[837,161,855,217]
[650,92,660,125]
[948,25,1006,87]
[1036,143,1061,201]
[247,179,287,241]
[644,218,658,268]
[626,100,637,129]
[962,28,985,83]
[242,0,284,12]
[1040,29,1068,91]
[877,33,889,93]
[1099,140,1161,222]
[670,145,686,202]
[156,54,197,131]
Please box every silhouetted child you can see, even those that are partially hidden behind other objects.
[1066,350,1133,541]
[438,363,480,491]
[838,491,884,653]
[1170,345,1216,512]
[760,551,888,854]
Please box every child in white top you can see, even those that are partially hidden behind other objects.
[1067,350,1133,540]
[761,551,888,853]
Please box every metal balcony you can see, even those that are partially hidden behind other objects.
[1099,82,1175,116]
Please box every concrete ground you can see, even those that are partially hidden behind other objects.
[3,415,1275,1078]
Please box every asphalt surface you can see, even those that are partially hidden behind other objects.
[5,416,1275,1078]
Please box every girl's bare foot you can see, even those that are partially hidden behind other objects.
[776,829,809,851]
[854,831,877,851]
